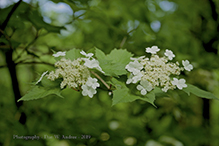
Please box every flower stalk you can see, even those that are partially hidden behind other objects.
[90,71,110,90]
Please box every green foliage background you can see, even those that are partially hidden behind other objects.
[0,0,219,146]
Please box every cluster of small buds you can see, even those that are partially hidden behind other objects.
[126,46,193,95]
[45,51,104,98]
[47,58,90,89]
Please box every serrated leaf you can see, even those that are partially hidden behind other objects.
[143,91,156,107]
[95,48,133,76]
[65,48,83,61]
[40,78,62,88]
[111,78,155,106]
[95,47,106,60]
[182,84,218,100]
[18,76,64,102]
[113,88,141,106]
[107,49,133,64]
[18,86,64,102]
[100,59,128,76]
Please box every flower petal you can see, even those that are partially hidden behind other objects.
[52,51,66,57]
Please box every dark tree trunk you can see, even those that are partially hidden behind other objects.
[1,0,26,125]
[5,49,26,125]
[5,49,22,108]
[201,98,210,146]
[202,98,210,127]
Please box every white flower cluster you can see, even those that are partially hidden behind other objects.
[46,51,103,98]
[126,46,193,95]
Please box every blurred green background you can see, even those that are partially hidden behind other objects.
[1,0,219,145]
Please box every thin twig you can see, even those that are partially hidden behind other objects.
[90,71,110,90]
[120,36,127,48]
[71,87,80,92]
[0,61,54,69]
[127,27,138,34]
[119,26,139,48]
[0,29,10,40]
[14,31,39,62]
[0,65,7,69]
[15,61,54,66]
[0,45,11,48]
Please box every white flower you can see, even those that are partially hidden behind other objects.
[161,86,169,92]
[182,60,193,71]
[35,71,48,85]
[80,51,103,72]
[80,50,93,58]
[81,84,97,98]
[164,49,175,60]
[126,46,193,93]
[83,58,104,73]
[126,72,143,84]
[125,60,143,75]
[171,78,187,90]
[83,58,97,68]
[86,77,100,89]
[145,46,160,54]
[126,78,132,84]
[132,72,143,83]
[136,80,153,95]
[52,51,66,57]
[137,85,147,95]
[81,77,99,98]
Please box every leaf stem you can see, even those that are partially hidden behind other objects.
[90,71,110,90]
[71,87,80,92]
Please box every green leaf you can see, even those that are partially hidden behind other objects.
[111,78,156,106]
[1,2,63,33]
[95,47,106,60]
[145,91,156,106]
[182,84,218,100]
[40,78,62,88]
[10,39,21,48]
[100,60,128,77]
[18,86,64,102]
[65,48,83,61]
[0,5,13,24]
[0,38,9,45]
[107,49,133,64]
[20,10,64,33]
[18,76,64,102]
[0,2,28,26]
[63,0,87,11]
[95,48,133,76]
[113,88,140,105]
